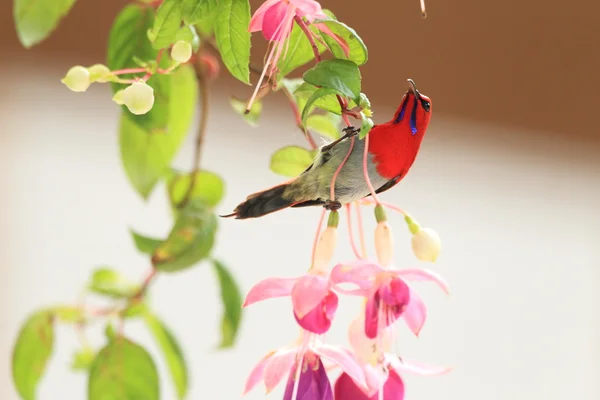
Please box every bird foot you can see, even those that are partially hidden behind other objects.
[324,200,342,211]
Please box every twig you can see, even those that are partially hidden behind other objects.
[179,59,209,208]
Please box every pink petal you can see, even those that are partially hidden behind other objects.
[330,261,381,295]
[244,351,274,394]
[243,277,297,307]
[262,1,294,41]
[295,291,338,334]
[396,268,450,295]
[363,292,380,339]
[316,24,350,57]
[314,345,367,389]
[363,364,387,397]
[402,288,427,336]
[289,0,323,21]
[292,274,330,318]
[387,355,451,376]
[334,373,371,400]
[263,348,299,392]
[248,0,281,32]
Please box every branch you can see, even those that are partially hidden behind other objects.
[179,59,209,209]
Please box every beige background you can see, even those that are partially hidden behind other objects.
[1,0,599,399]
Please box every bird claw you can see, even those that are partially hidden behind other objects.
[324,200,342,211]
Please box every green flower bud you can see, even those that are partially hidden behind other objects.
[121,82,154,115]
[171,41,192,63]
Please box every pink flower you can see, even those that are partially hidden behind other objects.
[244,271,338,334]
[244,333,367,397]
[331,260,449,338]
[333,315,450,399]
[249,0,327,42]
[246,0,349,110]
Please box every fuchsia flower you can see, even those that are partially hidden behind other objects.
[333,314,450,399]
[331,260,450,338]
[244,332,367,398]
[246,0,349,109]
[244,271,338,334]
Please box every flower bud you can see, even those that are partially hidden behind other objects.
[374,221,393,266]
[171,40,192,63]
[411,228,441,262]
[61,65,91,92]
[312,226,337,273]
[121,82,155,115]
[112,89,126,105]
[88,64,113,83]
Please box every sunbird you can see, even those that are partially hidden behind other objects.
[224,79,432,219]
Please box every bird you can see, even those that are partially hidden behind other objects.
[223,79,432,219]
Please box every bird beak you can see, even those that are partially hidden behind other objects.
[407,79,420,99]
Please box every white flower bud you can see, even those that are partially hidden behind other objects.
[61,66,91,92]
[374,221,393,266]
[121,82,154,115]
[112,89,126,105]
[312,226,337,273]
[411,228,441,262]
[171,41,192,63]
[88,64,113,83]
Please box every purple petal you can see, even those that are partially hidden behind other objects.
[295,291,339,334]
[284,355,333,400]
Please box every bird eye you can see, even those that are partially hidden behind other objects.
[420,99,431,112]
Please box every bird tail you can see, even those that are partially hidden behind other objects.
[221,183,296,219]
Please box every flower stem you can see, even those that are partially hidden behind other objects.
[311,208,327,268]
[346,204,363,259]
[111,67,147,75]
[291,353,304,400]
[294,16,321,63]
[355,203,367,258]
[361,198,407,215]
[362,134,381,204]
[329,136,355,201]
[281,88,317,150]
[179,58,209,208]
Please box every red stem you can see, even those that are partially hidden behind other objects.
[362,134,380,204]
[355,203,367,258]
[311,209,327,267]
[330,136,355,201]
[112,68,147,76]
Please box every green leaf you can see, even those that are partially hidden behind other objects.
[131,230,163,255]
[168,170,225,209]
[107,5,155,93]
[13,0,76,48]
[276,23,326,79]
[294,82,357,116]
[88,267,140,298]
[148,0,183,50]
[318,20,368,66]
[152,199,217,272]
[212,260,243,348]
[12,310,54,400]
[214,0,251,84]
[303,59,362,100]
[53,306,85,323]
[71,347,96,371]
[183,0,217,28]
[121,300,149,319]
[88,337,159,400]
[119,65,198,199]
[230,97,262,127]
[300,87,343,124]
[359,111,374,139]
[270,146,315,178]
[144,313,188,398]
[306,114,340,140]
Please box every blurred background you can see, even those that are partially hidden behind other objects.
[1,0,599,399]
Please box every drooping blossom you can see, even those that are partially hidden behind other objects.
[331,260,449,338]
[244,269,338,334]
[244,331,367,398]
[333,314,450,399]
[246,0,349,109]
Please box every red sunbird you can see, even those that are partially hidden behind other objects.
[224,79,432,219]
